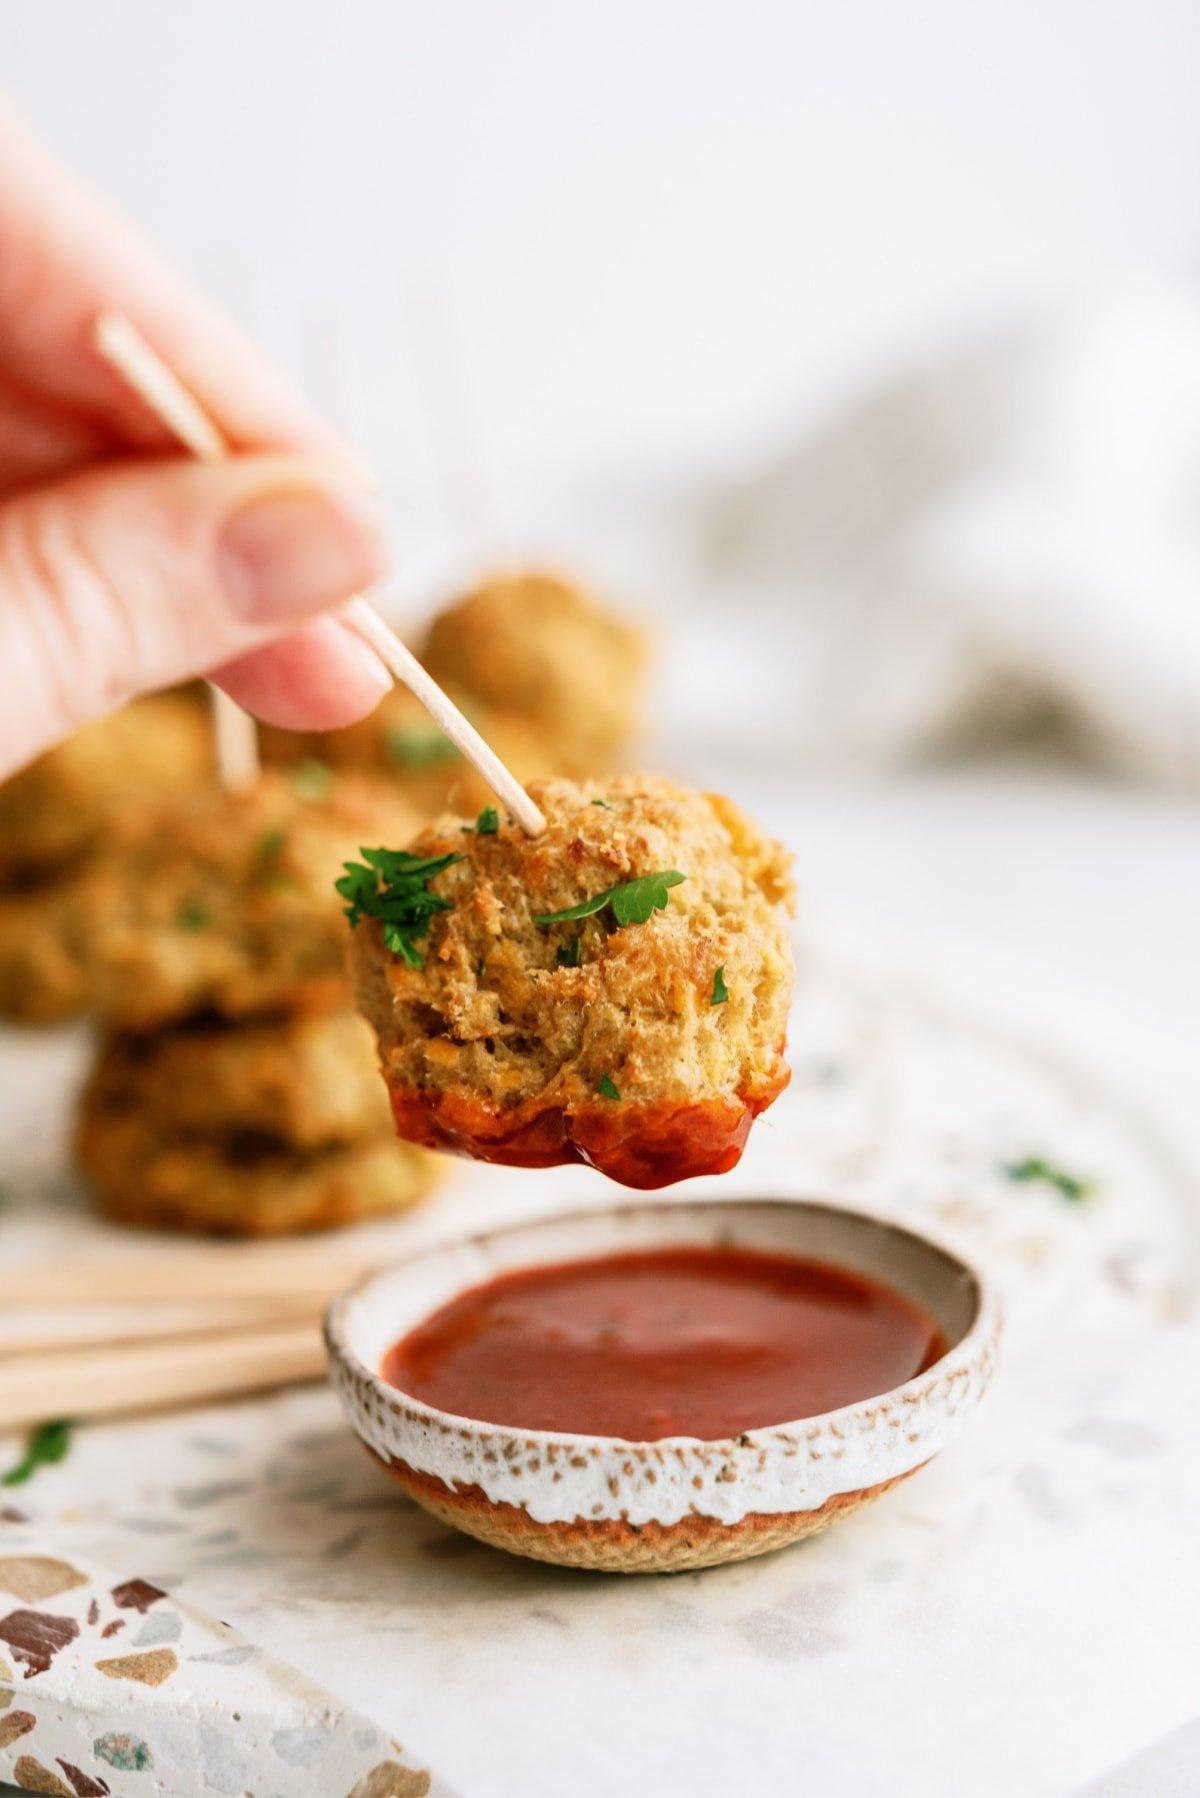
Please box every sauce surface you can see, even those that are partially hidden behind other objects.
[383,1246,947,1441]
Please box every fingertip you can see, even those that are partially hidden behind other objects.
[211,617,392,732]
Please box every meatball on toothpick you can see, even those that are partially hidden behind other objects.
[347,775,796,1189]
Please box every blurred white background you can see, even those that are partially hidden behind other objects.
[5,0,1200,1029]
[9,1,1200,543]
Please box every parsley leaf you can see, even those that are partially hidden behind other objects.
[3,1419,73,1487]
[290,759,332,801]
[591,798,614,810]
[337,847,464,969]
[711,965,729,1005]
[387,725,460,771]
[176,898,212,932]
[474,806,499,835]
[556,938,581,968]
[1003,1157,1093,1202]
[534,870,685,929]
[597,1074,621,1100]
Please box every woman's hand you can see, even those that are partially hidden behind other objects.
[0,103,394,778]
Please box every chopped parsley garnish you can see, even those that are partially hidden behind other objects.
[387,725,460,771]
[3,1419,73,1487]
[711,965,729,1005]
[556,938,581,968]
[1003,1157,1093,1202]
[290,758,332,801]
[337,847,464,968]
[597,1074,621,1100]
[534,870,685,929]
[591,798,614,810]
[256,827,287,865]
[473,806,499,835]
[255,828,291,890]
[177,898,213,932]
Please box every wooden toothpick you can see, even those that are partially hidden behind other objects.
[93,313,546,836]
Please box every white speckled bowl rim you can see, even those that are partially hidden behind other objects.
[325,1197,1002,1529]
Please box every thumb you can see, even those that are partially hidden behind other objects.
[0,452,391,774]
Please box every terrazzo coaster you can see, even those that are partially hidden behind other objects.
[0,1528,437,1798]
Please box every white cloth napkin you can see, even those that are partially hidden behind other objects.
[706,283,1200,783]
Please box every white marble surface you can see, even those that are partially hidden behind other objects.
[3,801,1198,1796]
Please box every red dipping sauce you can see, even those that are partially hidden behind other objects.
[383,1246,947,1442]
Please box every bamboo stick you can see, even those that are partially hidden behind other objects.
[0,1320,327,1430]
[7,1247,378,1310]
[0,1296,323,1357]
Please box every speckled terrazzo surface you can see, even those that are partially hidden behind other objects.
[3,930,1199,1797]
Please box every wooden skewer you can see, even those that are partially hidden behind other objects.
[0,1319,326,1430]
[8,1246,380,1309]
[0,1295,322,1358]
[92,312,546,837]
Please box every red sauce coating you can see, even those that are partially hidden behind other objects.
[383,1246,947,1441]
[386,1063,790,1190]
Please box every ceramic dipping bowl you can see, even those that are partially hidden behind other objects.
[325,1197,1001,1574]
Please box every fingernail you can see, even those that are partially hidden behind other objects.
[217,483,388,622]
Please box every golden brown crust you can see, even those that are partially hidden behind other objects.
[0,692,212,880]
[0,871,90,1025]
[376,1453,918,1572]
[79,771,420,1029]
[75,1102,437,1236]
[88,1009,393,1148]
[420,569,649,771]
[349,774,795,1188]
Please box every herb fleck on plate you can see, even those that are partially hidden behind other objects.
[1003,1156,1093,1202]
[3,1419,73,1487]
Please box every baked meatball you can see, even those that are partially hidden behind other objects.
[87,1009,392,1149]
[348,775,795,1188]
[0,691,211,880]
[80,771,420,1029]
[0,871,90,1025]
[261,686,557,819]
[75,1100,435,1236]
[420,571,649,773]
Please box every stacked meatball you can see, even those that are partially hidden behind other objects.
[0,693,212,1024]
[74,771,439,1234]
